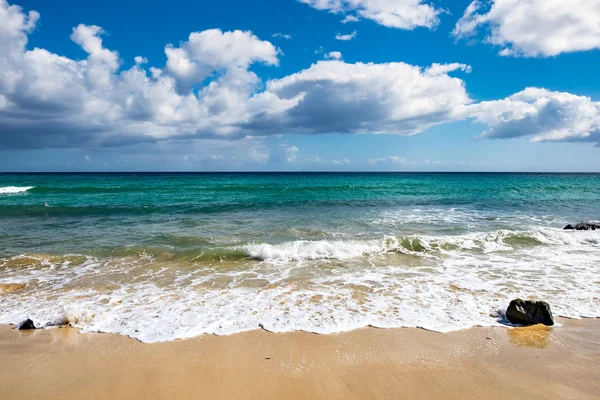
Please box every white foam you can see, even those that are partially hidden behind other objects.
[0,186,34,195]
[242,228,597,262]
[0,228,599,343]
[243,236,402,261]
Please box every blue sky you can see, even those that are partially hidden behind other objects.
[0,0,599,171]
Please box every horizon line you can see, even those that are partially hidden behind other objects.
[1,171,600,174]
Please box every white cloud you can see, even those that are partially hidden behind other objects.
[0,0,475,149]
[299,0,442,30]
[368,156,407,165]
[335,30,356,41]
[452,0,600,57]
[0,2,289,148]
[272,33,292,40]
[282,145,299,163]
[260,60,472,135]
[464,88,600,143]
[250,149,269,164]
[341,15,360,23]
[255,144,299,164]
[324,51,343,60]
[1,0,599,151]
[308,156,351,165]
[165,28,279,89]
[368,156,480,167]
[134,56,147,65]
[332,158,350,165]
[426,63,472,76]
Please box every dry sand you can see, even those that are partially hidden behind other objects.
[1,318,599,400]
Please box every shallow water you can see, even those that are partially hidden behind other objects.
[0,172,599,342]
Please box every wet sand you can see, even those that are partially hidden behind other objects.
[1,319,599,400]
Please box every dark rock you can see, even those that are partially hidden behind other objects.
[506,299,554,326]
[17,319,36,330]
[564,223,600,231]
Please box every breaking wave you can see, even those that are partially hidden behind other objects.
[0,227,598,342]
[0,186,34,195]
[242,228,599,261]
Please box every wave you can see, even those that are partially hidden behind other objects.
[2,228,596,266]
[29,186,146,194]
[0,186,34,195]
[242,228,599,262]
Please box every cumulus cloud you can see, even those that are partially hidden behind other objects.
[335,30,356,41]
[0,0,478,149]
[452,0,600,57]
[465,88,600,143]
[299,0,442,30]
[257,61,472,135]
[164,28,279,89]
[324,51,343,60]
[0,1,289,148]
[1,0,599,151]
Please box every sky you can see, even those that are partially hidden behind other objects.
[0,0,599,172]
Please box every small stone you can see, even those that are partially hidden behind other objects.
[564,223,600,231]
[506,299,554,326]
[17,319,36,330]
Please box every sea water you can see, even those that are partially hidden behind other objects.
[0,173,598,342]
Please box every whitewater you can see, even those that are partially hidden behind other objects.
[1,227,598,343]
[0,186,34,195]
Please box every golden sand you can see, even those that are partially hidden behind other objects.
[1,319,599,400]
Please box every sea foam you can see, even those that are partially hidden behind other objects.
[0,186,34,195]
[0,228,599,343]
[242,228,595,261]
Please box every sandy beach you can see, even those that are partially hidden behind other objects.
[1,318,599,400]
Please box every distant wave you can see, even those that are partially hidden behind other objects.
[0,186,34,195]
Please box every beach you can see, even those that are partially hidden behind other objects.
[1,0,600,395]
[1,318,599,399]
[1,173,600,398]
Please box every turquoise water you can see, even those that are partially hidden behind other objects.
[1,173,599,342]
[1,172,599,255]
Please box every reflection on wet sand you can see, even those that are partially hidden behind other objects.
[508,324,552,348]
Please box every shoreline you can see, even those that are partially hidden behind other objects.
[2,318,599,399]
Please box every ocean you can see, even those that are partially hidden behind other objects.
[0,172,599,342]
